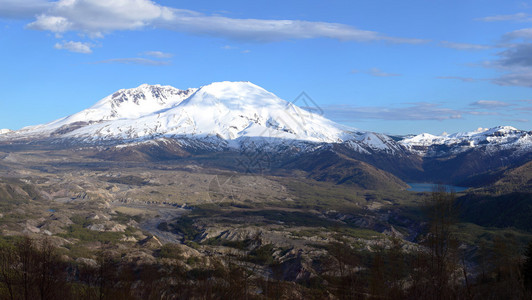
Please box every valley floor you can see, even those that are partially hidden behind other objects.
[0,147,531,299]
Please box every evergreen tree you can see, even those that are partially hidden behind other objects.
[524,240,532,291]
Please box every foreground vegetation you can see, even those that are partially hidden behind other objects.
[0,233,530,299]
[0,186,530,299]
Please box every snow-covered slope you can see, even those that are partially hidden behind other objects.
[14,84,197,135]
[67,81,350,143]
[401,126,532,157]
[2,81,402,153]
[345,132,405,154]
[0,129,12,135]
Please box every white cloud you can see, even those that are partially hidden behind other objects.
[440,41,492,51]
[502,28,532,41]
[21,0,426,44]
[436,76,477,82]
[0,0,53,19]
[487,43,532,87]
[492,71,532,87]
[142,51,173,58]
[27,0,168,36]
[508,118,529,122]
[499,44,532,67]
[367,68,401,77]
[221,45,251,54]
[517,106,532,111]
[31,15,72,32]
[470,100,512,108]
[162,12,426,43]
[476,13,532,22]
[479,29,532,88]
[92,58,170,66]
[54,41,92,53]
[467,111,500,116]
[320,101,532,123]
[352,68,401,77]
[321,103,463,121]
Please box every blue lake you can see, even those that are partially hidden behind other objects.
[407,183,469,192]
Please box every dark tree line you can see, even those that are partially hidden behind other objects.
[0,237,69,300]
[318,186,532,299]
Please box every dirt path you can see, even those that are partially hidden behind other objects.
[112,202,188,244]
[139,206,187,244]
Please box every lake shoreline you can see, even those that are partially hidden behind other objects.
[407,183,469,192]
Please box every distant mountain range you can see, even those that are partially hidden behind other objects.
[401,126,532,157]
[1,81,531,188]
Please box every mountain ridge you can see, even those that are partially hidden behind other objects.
[1,81,531,188]
[4,81,529,156]
[401,125,532,157]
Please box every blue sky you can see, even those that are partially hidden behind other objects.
[1,0,532,135]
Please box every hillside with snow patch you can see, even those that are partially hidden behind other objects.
[400,126,532,157]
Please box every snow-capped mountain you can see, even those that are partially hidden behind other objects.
[2,81,530,162]
[11,84,196,136]
[1,81,401,154]
[1,81,531,187]
[344,132,404,154]
[0,129,12,135]
[401,126,532,157]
